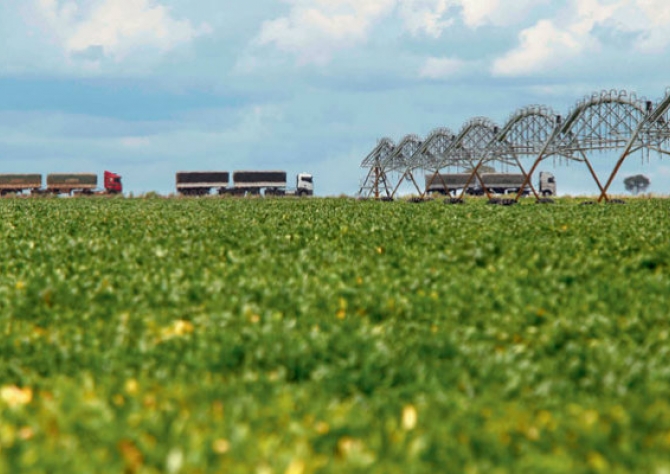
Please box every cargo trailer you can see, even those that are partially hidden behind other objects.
[0,174,42,195]
[176,171,230,195]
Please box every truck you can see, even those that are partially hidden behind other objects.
[0,171,122,195]
[228,171,314,196]
[175,171,314,196]
[425,171,556,197]
[46,172,122,195]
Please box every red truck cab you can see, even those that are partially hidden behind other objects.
[104,171,123,194]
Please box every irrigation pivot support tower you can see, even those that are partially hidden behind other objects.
[358,138,395,199]
[381,134,424,196]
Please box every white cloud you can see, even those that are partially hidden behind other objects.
[397,0,528,37]
[419,56,466,79]
[256,0,396,65]
[459,0,501,28]
[492,19,585,76]
[254,0,544,65]
[492,0,670,77]
[632,0,670,52]
[254,0,670,73]
[32,0,210,65]
[397,0,452,37]
[491,0,618,77]
[458,0,547,28]
[572,0,622,35]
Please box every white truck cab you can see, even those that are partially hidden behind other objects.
[297,173,314,196]
[539,172,556,196]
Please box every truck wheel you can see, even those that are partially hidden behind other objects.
[542,190,553,197]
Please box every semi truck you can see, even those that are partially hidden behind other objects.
[176,171,314,196]
[0,171,122,195]
[425,171,556,196]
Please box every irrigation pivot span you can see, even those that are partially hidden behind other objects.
[358,87,670,202]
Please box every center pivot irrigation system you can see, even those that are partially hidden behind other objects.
[358,88,670,203]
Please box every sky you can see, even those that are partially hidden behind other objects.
[1,0,670,196]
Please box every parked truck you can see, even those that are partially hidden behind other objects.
[0,171,122,195]
[425,171,556,196]
[228,171,313,196]
[175,170,314,196]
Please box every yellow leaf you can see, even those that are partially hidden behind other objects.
[338,298,347,309]
[583,410,599,427]
[213,439,230,454]
[173,320,194,335]
[587,451,609,471]
[526,426,540,441]
[402,404,418,431]
[18,427,34,440]
[125,379,139,396]
[0,386,32,407]
[315,421,330,435]
[118,440,144,473]
[285,459,305,474]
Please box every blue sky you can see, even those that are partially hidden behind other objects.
[1,0,669,196]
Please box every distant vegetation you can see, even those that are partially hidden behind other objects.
[624,174,651,195]
[0,198,669,472]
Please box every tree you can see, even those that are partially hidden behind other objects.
[623,174,651,195]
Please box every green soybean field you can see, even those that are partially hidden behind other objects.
[0,197,669,473]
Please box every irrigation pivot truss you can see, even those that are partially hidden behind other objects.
[358,87,670,202]
[514,90,650,202]
[388,127,457,197]
[595,89,670,201]
[421,118,499,199]
[459,105,560,200]
[358,137,396,199]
